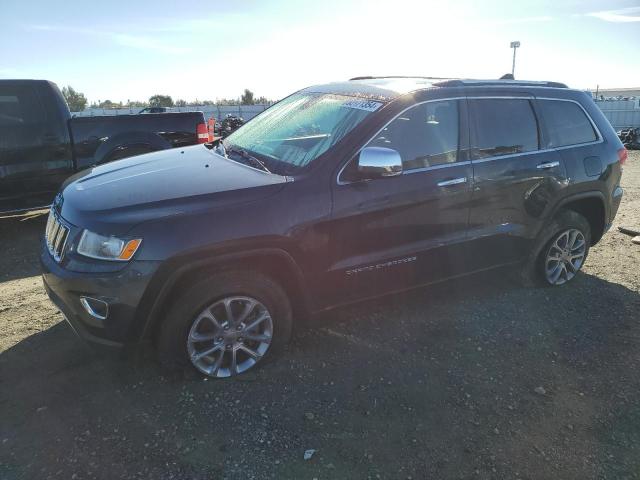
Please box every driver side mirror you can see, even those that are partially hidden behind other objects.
[357,147,403,179]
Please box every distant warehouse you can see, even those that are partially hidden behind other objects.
[591,87,640,130]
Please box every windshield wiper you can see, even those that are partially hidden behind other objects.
[225,145,271,173]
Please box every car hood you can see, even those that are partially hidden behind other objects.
[58,145,288,234]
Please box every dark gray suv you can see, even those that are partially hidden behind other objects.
[41,77,626,378]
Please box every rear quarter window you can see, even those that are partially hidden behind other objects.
[469,99,539,159]
[537,99,598,148]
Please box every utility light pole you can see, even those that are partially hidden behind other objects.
[510,41,521,77]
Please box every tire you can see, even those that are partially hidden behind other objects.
[157,271,292,378]
[520,210,591,287]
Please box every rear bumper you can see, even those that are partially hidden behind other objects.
[40,245,161,347]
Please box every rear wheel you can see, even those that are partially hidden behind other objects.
[542,228,588,285]
[157,271,292,378]
[521,210,591,287]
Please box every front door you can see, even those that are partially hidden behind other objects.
[322,99,473,306]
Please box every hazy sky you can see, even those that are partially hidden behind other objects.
[1,0,639,103]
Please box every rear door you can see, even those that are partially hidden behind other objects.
[467,96,567,270]
[323,99,473,305]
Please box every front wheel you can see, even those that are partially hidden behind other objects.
[157,271,292,378]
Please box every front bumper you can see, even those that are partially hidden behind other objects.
[40,244,161,347]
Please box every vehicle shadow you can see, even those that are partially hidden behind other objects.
[2,268,638,385]
[304,267,640,371]
[0,211,47,283]
[1,269,639,479]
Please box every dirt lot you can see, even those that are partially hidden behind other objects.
[1,152,639,480]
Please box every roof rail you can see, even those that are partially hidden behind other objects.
[349,76,568,88]
[349,76,455,81]
[433,79,568,88]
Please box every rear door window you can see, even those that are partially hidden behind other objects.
[469,99,539,159]
[537,99,598,148]
[0,85,44,127]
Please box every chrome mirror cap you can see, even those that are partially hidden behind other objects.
[357,147,403,178]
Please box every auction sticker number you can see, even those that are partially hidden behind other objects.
[341,99,383,112]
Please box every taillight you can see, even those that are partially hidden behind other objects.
[196,122,209,143]
[618,147,628,165]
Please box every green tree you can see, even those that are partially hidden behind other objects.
[216,98,240,106]
[126,100,149,108]
[61,86,87,112]
[149,94,174,107]
[175,99,187,107]
[98,100,121,109]
[254,96,274,105]
[240,89,255,105]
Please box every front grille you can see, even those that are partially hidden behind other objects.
[45,210,69,262]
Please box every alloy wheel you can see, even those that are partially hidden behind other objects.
[186,296,273,377]
[544,228,587,285]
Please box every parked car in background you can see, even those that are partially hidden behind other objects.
[139,107,169,114]
[41,76,625,379]
[0,80,207,213]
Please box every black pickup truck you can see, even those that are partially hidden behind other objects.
[0,79,207,213]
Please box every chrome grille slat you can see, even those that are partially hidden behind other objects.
[53,224,66,253]
[45,210,69,262]
[45,214,55,247]
[50,222,61,249]
[46,221,56,252]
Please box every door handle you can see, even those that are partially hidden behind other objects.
[437,177,467,187]
[536,161,560,170]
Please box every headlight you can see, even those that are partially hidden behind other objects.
[77,230,142,262]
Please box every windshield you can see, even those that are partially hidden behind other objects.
[223,92,383,173]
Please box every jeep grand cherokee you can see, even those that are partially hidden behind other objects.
[41,76,626,378]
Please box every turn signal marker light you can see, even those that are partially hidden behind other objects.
[118,239,142,260]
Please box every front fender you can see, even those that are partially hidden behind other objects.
[132,247,309,342]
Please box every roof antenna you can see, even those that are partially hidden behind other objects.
[500,73,515,80]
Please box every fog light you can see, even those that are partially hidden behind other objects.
[80,296,109,320]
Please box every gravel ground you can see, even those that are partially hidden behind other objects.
[1,152,639,480]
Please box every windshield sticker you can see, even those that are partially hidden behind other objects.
[341,99,383,112]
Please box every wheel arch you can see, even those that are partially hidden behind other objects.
[134,248,311,342]
[551,191,607,245]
